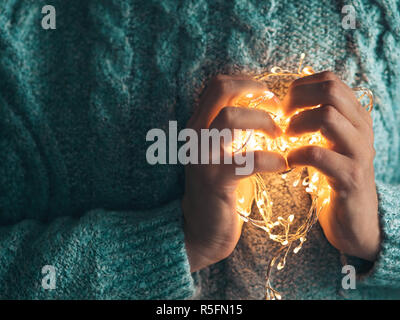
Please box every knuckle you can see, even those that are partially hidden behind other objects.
[305,146,323,163]
[353,143,375,167]
[361,109,374,127]
[212,74,227,83]
[348,164,364,189]
[221,79,234,94]
[358,141,376,163]
[366,145,376,162]
[372,146,377,158]
[320,105,338,127]
[210,75,230,93]
[322,80,339,98]
[319,70,337,81]
[218,106,235,124]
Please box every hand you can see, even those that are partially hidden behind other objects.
[182,75,287,272]
[284,71,380,261]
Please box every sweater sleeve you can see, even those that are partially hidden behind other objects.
[0,200,195,299]
[0,97,195,299]
[340,0,400,292]
[0,58,195,298]
[342,181,400,289]
[0,108,196,300]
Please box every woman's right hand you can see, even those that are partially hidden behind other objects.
[182,75,287,272]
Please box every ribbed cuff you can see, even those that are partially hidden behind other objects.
[343,181,400,288]
[87,200,195,299]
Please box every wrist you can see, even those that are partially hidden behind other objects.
[184,236,217,273]
[183,227,234,273]
[181,199,237,272]
[343,216,381,262]
[353,228,381,262]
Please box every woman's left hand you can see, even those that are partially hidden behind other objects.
[283,71,380,261]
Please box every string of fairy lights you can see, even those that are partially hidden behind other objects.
[233,54,373,300]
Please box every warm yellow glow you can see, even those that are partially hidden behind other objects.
[233,55,373,300]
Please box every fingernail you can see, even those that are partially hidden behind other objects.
[285,127,295,136]
[275,126,283,137]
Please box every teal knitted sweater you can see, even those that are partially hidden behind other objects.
[0,0,399,299]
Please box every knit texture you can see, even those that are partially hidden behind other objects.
[0,0,399,299]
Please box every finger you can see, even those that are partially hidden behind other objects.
[290,70,338,87]
[286,105,362,156]
[291,72,371,123]
[224,150,287,180]
[210,106,282,138]
[283,72,371,128]
[282,80,363,126]
[192,74,253,119]
[193,75,270,129]
[253,151,288,174]
[287,146,352,187]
